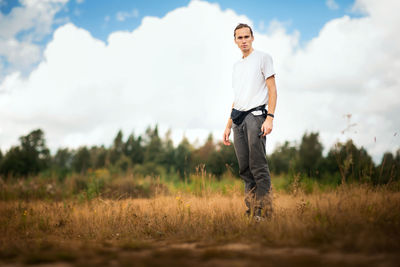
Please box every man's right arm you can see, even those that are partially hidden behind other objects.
[223,103,234,146]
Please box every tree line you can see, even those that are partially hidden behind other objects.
[0,128,399,184]
[268,133,400,184]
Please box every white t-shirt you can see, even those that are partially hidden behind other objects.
[232,49,275,111]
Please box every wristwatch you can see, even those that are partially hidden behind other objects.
[267,113,274,118]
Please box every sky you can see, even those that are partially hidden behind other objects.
[0,0,399,163]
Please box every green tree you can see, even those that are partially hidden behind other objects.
[143,125,163,163]
[297,132,323,177]
[175,136,192,178]
[395,149,400,182]
[115,154,132,172]
[51,148,73,180]
[0,147,25,177]
[109,130,124,165]
[124,133,144,165]
[158,129,175,173]
[192,134,216,171]
[72,146,91,173]
[320,148,341,176]
[90,145,108,169]
[330,140,375,183]
[0,129,50,176]
[53,148,73,169]
[376,151,399,184]
[268,141,298,174]
[207,141,238,177]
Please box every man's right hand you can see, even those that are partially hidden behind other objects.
[223,127,231,146]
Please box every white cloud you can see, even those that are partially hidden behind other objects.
[0,0,68,79]
[0,0,399,163]
[276,0,400,160]
[116,8,139,22]
[326,0,339,10]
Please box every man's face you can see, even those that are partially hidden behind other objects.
[234,27,254,53]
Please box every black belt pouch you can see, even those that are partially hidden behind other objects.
[230,109,247,125]
[230,105,266,126]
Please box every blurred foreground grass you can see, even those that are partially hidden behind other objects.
[0,174,399,266]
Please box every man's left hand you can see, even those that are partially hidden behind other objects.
[261,117,273,136]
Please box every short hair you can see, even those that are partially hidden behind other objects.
[234,23,253,38]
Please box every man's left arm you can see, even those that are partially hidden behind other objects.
[261,75,277,136]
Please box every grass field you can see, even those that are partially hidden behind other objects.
[1,175,400,266]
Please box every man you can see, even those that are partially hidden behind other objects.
[223,23,277,219]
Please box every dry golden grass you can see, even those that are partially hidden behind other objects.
[1,184,400,266]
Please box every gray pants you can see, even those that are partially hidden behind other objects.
[232,113,272,217]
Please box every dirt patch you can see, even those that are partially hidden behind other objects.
[1,241,398,267]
